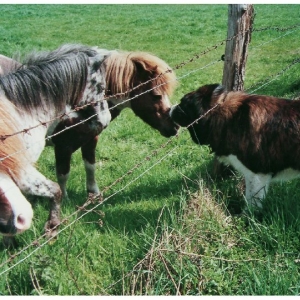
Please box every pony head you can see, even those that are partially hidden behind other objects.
[0,101,34,235]
[0,174,33,236]
[105,51,179,137]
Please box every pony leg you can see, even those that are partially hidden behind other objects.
[81,136,100,195]
[244,172,271,209]
[18,166,62,238]
[54,145,72,199]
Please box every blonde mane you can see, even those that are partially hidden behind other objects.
[0,98,28,180]
[104,51,177,97]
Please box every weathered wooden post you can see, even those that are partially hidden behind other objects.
[213,4,254,177]
[222,4,254,91]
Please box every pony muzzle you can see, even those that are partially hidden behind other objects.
[15,213,32,232]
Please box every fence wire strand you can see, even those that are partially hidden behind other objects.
[3,22,298,143]
[0,22,299,278]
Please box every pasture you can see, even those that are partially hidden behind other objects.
[0,4,300,295]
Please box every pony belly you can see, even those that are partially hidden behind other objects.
[218,154,272,205]
[272,168,300,182]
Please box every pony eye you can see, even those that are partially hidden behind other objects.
[152,95,162,101]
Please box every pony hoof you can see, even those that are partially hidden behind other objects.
[44,220,60,240]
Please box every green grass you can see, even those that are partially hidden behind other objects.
[0,4,300,295]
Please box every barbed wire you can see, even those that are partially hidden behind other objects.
[0,93,220,276]
[2,45,293,271]
[0,21,297,170]
[1,22,298,143]
[250,27,300,50]
[0,48,298,275]
[246,58,300,94]
[252,23,300,32]
[0,22,299,279]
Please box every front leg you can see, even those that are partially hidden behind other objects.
[18,166,62,238]
[81,136,100,195]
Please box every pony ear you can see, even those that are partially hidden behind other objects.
[196,84,226,108]
[211,84,226,105]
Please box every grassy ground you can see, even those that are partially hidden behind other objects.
[0,4,300,295]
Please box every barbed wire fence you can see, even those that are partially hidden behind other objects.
[0,21,299,293]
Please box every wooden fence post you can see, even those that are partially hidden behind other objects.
[222,4,254,91]
[213,4,254,177]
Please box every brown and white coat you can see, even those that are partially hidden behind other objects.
[170,84,300,209]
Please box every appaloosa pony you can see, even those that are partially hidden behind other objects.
[0,50,179,199]
[0,44,111,238]
[51,50,179,198]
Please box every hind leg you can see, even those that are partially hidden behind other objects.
[18,166,62,238]
[81,136,100,195]
[54,145,73,199]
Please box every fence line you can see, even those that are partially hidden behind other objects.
[0,22,299,276]
[250,27,300,51]
[252,23,300,32]
[0,55,293,273]
[0,95,220,276]
[0,50,296,166]
[247,58,300,94]
[0,23,298,143]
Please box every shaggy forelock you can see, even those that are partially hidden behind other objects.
[104,51,177,97]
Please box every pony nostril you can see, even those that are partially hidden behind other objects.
[17,214,26,227]
[15,212,32,231]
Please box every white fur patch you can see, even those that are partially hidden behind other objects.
[218,155,270,207]
[56,173,70,199]
[0,173,33,233]
[83,159,100,194]
[272,168,300,182]
[219,154,300,207]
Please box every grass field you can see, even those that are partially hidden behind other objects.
[0,4,300,295]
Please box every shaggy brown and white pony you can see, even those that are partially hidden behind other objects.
[49,50,179,199]
[0,44,111,239]
[0,50,179,199]
[170,83,300,210]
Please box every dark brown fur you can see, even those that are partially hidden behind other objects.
[171,84,300,177]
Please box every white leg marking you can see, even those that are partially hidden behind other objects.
[56,172,69,199]
[83,159,100,194]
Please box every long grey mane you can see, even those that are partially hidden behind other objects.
[0,44,99,114]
